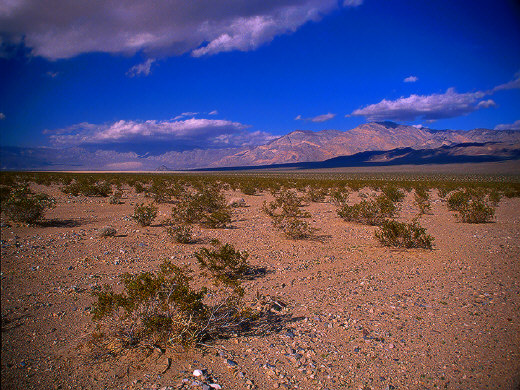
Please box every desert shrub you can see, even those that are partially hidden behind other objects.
[3,184,56,223]
[133,203,158,226]
[414,187,431,215]
[91,258,252,348]
[62,180,112,197]
[0,185,12,204]
[133,181,146,194]
[99,226,117,237]
[488,190,502,206]
[381,185,405,203]
[305,186,328,203]
[262,189,316,239]
[447,190,495,223]
[238,181,258,195]
[166,223,194,244]
[447,190,472,211]
[194,240,250,288]
[171,186,231,229]
[145,178,181,203]
[375,220,434,249]
[329,188,349,206]
[458,200,495,223]
[337,194,397,226]
[109,190,123,204]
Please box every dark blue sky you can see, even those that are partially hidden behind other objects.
[1,0,519,153]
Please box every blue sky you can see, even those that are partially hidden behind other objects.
[1,0,519,156]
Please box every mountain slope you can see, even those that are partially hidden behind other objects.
[211,122,520,168]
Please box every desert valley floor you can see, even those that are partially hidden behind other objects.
[1,181,519,390]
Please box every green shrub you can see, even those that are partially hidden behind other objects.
[91,260,248,348]
[381,186,405,203]
[62,180,112,197]
[262,189,316,239]
[337,194,397,226]
[414,187,431,215]
[3,184,56,223]
[133,203,158,226]
[447,190,495,223]
[329,188,349,206]
[194,240,250,288]
[239,181,258,195]
[171,186,231,229]
[305,186,328,203]
[375,220,434,249]
[166,223,194,244]
[458,200,495,223]
[109,190,123,204]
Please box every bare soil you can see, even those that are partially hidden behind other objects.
[1,184,519,390]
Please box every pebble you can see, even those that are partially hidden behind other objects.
[226,359,238,368]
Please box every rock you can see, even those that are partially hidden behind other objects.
[227,197,247,207]
[193,369,203,377]
[209,385,222,389]
[226,359,238,368]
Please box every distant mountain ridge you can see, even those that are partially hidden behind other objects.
[1,122,519,171]
[207,122,520,168]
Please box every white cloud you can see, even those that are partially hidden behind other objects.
[208,110,218,115]
[0,112,5,120]
[46,71,58,78]
[404,75,418,83]
[1,1,363,60]
[173,112,199,120]
[492,76,520,92]
[126,58,156,77]
[45,116,276,151]
[494,119,520,130]
[476,99,496,109]
[350,88,494,121]
[295,112,336,122]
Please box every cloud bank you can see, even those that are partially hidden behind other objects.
[494,119,520,130]
[0,0,362,60]
[44,117,276,153]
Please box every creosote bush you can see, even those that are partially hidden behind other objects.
[447,190,495,223]
[375,220,434,249]
[109,190,123,204]
[262,189,316,239]
[337,194,397,226]
[133,203,158,226]
[166,223,194,244]
[194,240,250,289]
[3,184,56,223]
[62,179,112,197]
[414,187,431,215]
[171,186,231,229]
[92,255,251,348]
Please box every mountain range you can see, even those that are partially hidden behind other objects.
[1,122,519,171]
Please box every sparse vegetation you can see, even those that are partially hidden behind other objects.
[133,203,158,226]
[171,185,232,228]
[62,179,112,197]
[166,223,194,244]
[194,240,250,288]
[337,194,397,226]
[263,189,316,239]
[447,190,495,223]
[375,219,434,249]
[3,184,56,223]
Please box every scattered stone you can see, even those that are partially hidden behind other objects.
[99,226,117,237]
[227,197,247,207]
[226,359,238,368]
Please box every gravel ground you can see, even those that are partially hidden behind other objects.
[1,184,519,390]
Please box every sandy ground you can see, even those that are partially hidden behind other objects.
[1,184,519,390]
